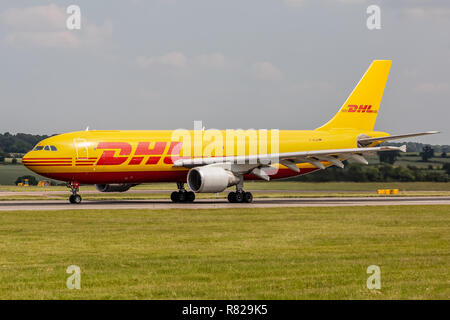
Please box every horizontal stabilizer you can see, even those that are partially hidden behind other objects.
[358,131,439,145]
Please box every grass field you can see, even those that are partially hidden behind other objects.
[0,165,42,185]
[2,191,450,202]
[0,205,448,299]
[1,181,450,192]
[1,181,449,202]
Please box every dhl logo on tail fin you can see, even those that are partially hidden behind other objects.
[316,60,391,131]
[341,105,377,113]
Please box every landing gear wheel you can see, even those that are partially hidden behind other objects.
[178,191,186,202]
[244,192,253,203]
[186,191,195,203]
[171,184,195,203]
[228,191,252,203]
[69,194,82,204]
[227,192,236,203]
[235,191,244,203]
[171,191,180,203]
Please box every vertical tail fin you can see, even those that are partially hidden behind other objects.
[316,60,392,131]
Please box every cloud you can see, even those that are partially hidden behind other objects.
[4,31,79,48]
[0,4,112,48]
[1,4,66,31]
[416,82,450,93]
[137,52,229,70]
[194,53,226,69]
[403,7,450,20]
[137,51,188,68]
[252,62,282,81]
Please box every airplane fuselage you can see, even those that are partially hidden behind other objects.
[23,129,386,184]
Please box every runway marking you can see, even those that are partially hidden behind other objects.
[0,197,449,211]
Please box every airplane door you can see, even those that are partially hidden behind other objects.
[73,138,89,160]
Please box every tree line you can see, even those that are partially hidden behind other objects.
[382,141,450,153]
[0,132,52,155]
[294,162,449,182]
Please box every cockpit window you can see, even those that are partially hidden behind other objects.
[33,145,57,151]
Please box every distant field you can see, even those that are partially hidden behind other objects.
[243,181,450,191]
[1,165,448,193]
[0,165,42,185]
[367,153,450,168]
[1,180,450,194]
[2,191,450,202]
[0,205,448,299]
[1,181,450,195]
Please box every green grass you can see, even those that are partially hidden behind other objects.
[55,191,450,200]
[2,191,448,202]
[0,165,41,185]
[243,181,450,191]
[1,181,450,192]
[0,206,448,299]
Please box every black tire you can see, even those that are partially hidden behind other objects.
[227,192,236,203]
[235,191,244,203]
[73,194,82,204]
[186,191,195,202]
[178,191,186,202]
[244,192,253,203]
[171,191,180,203]
[69,194,82,204]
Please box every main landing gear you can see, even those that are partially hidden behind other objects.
[227,190,253,203]
[67,181,82,204]
[171,182,195,203]
[227,177,253,203]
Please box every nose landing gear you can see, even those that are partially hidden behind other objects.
[171,182,195,203]
[67,182,82,204]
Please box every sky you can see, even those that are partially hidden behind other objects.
[0,0,449,144]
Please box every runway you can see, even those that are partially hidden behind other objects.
[0,196,449,211]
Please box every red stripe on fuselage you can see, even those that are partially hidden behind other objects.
[34,168,318,184]
[23,163,72,165]
[22,158,72,160]
[23,161,72,163]
[24,164,72,167]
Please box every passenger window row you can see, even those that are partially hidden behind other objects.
[33,145,58,151]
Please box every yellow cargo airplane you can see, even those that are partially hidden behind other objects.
[23,60,438,204]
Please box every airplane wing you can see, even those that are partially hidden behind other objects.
[358,131,439,145]
[173,145,406,180]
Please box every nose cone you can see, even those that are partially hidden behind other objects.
[22,151,38,173]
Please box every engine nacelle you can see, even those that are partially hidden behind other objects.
[95,183,136,193]
[187,166,240,193]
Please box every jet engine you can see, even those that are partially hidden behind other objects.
[187,166,240,193]
[95,183,136,193]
